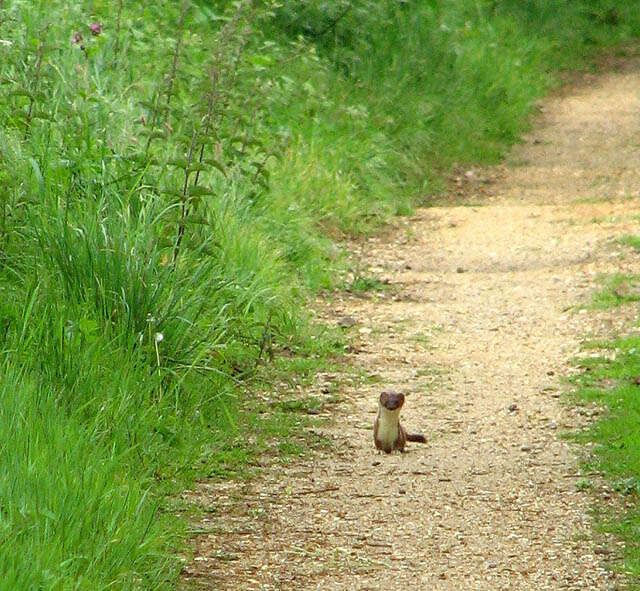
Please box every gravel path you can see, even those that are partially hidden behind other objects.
[182,59,640,590]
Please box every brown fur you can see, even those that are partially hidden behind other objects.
[373,391,426,453]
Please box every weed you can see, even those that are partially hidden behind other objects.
[576,478,593,491]
[591,273,640,308]
[349,275,390,293]
[413,333,433,345]
[276,397,325,415]
[617,234,640,252]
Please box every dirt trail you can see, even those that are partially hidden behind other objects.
[183,62,640,589]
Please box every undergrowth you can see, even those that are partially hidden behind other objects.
[0,0,639,588]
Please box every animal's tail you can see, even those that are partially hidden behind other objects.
[407,433,426,443]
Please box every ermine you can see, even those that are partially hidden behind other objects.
[373,390,426,453]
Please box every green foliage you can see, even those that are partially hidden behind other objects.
[0,1,331,588]
[617,234,640,252]
[571,336,640,581]
[1,0,640,588]
[271,0,640,209]
[0,356,176,590]
[591,273,640,308]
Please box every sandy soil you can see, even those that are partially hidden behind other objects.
[182,59,640,590]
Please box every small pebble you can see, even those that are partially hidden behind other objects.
[338,315,357,328]
[594,546,611,555]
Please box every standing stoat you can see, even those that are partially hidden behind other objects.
[373,391,426,453]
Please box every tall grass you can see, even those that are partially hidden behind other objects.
[271,0,640,210]
[0,0,639,588]
[0,360,174,590]
[0,1,311,587]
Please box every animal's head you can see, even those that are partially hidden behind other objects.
[379,390,405,411]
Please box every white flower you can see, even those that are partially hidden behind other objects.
[154,332,164,343]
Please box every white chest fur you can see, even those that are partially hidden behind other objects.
[376,407,400,448]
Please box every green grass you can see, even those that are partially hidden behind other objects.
[348,275,390,293]
[591,273,640,308]
[618,234,640,252]
[570,335,640,583]
[1,0,640,588]
[272,0,640,209]
[571,262,640,584]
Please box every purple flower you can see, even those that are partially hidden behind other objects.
[72,31,83,44]
[89,22,103,36]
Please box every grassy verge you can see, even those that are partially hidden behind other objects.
[1,0,640,588]
[272,0,640,214]
[569,267,640,584]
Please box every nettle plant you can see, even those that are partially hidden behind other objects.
[0,0,292,368]
[0,9,108,220]
[129,0,282,264]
